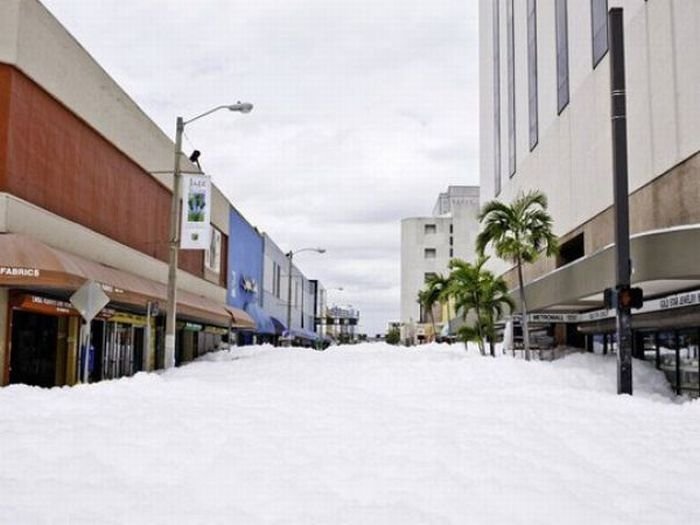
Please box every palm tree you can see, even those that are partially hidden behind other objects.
[447,258,487,354]
[478,268,515,356]
[417,273,450,341]
[476,190,558,360]
[447,256,513,355]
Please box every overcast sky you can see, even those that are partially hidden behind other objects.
[42,0,480,336]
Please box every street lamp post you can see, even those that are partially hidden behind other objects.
[285,248,325,342]
[164,102,253,369]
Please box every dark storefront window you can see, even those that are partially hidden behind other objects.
[591,0,608,68]
[10,310,59,387]
[555,0,570,113]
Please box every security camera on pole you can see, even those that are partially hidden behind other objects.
[164,102,253,369]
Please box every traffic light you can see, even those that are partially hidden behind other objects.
[604,286,643,310]
[618,286,643,309]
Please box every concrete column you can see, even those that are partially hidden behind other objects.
[0,288,9,386]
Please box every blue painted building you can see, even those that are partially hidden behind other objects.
[228,207,275,343]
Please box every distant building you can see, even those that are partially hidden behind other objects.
[323,305,360,342]
[400,186,480,341]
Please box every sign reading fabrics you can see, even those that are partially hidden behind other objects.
[180,174,211,250]
[205,226,222,273]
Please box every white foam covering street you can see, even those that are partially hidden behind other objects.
[1,343,698,524]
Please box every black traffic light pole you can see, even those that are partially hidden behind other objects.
[609,8,633,395]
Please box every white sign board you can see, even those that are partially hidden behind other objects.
[181,174,211,250]
[70,280,110,322]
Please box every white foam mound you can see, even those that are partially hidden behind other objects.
[0,343,697,524]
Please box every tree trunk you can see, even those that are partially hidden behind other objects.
[429,308,437,343]
[516,257,530,361]
[473,289,485,355]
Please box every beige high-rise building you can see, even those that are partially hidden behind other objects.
[480,0,700,394]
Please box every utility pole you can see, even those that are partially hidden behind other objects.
[609,8,632,395]
[286,251,294,338]
[164,116,184,370]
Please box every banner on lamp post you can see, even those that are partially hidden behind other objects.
[180,174,211,250]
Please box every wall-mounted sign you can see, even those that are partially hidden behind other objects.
[180,174,211,250]
[240,276,258,294]
[205,226,222,273]
[0,267,40,278]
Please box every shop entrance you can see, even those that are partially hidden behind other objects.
[9,310,59,387]
[102,322,145,379]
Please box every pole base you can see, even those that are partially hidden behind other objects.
[164,334,176,369]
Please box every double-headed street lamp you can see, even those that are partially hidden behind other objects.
[285,247,325,339]
[164,102,253,369]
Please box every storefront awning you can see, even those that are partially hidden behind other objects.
[270,316,287,336]
[243,302,275,334]
[290,328,320,342]
[0,233,253,328]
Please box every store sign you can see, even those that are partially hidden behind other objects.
[180,174,211,250]
[530,313,580,323]
[240,276,258,294]
[0,266,40,278]
[204,226,222,273]
[659,291,700,310]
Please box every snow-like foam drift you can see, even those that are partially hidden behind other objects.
[1,343,698,524]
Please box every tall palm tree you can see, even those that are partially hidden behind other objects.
[476,190,558,360]
[417,273,450,341]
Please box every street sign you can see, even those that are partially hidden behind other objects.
[70,280,110,322]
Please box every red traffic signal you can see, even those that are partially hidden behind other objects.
[603,286,643,310]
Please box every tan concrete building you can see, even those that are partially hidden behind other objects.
[480,0,700,394]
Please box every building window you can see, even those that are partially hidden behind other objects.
[527,0,539,150]
[449,248,454,258]
[556,0,570,113]
[449,224,453,234]
[273,262,281,299]
[204,226,222,273]
[449,237,453,246]
[506,0,516,177]
[591,0,608,68]
[424,224,436,234]
[424,248,436,259]
[493,0,502,195]
[424,272,437,283]
[557,233,584,267]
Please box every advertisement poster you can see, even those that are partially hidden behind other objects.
[180,174,211,249]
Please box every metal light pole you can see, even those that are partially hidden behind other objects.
[608,8,633,395]
[285,248,325,341]
[164,102,253,369]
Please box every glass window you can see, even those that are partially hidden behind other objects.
[493,0,502,194]
[556,0,570,113]
[527,0,538,150]
[424,248,436,259]
[424,272,437,283]
[591,0,608,67]
[424,224,436,234]
[506,0,516,177]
